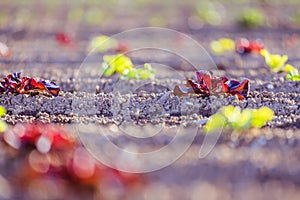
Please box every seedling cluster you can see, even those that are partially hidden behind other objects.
[204,105,274,133]
[102,54,155,80]
[210,38,235,55]
[210,37,300,82]
[210,37,264,55]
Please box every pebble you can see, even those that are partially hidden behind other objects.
[267,84,274,90]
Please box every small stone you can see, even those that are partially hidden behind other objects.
[279,77,284,83]
[266,84,274,90]
[197,119,208,126]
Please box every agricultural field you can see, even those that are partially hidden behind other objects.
[0,0,300,199]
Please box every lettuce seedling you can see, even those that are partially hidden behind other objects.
[88,35,118,53]
[102,54,134,76]
[121,63,155,80]
[204,105,274,133]
[260,49,291,72]
[238,8,265,29]
[260,49,299,81]
[210,38,235,55]
[197,2,222,26]
[174,71,249,100]
[102,54,155,80]
[55,32,74,46]
[236,38,264,54]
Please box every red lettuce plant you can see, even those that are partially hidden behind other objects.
[174,71,249,100]
[0,72,60,96]
[55,32,74,46]
[236,38,264,54]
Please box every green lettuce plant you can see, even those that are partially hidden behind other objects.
[238,8,265,29]
[87,35,118,53]
[210,38,235,55]
[260,49,295,73]
[102,54,155,80]
[204,105,274,133]
[260,49,300,81]
[197,2,222,26]
[102,54,134,76]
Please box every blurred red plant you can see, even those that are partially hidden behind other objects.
[235,38,264,54]
[1,123,144,192]
[55,32,78,50]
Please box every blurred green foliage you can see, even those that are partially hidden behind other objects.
[197,2,222,25]
[204,105,274,133]
[0,106,7,132]
[238,8,265,29]
[88,35,118,53]
[210,38,235,55]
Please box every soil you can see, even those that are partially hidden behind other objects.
[1,0,300,199]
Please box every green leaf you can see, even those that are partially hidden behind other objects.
[292,75,300,81]
[251,106,274,128]
[124,69,137,79]
[204,113,226,133]
[102,54,134,76]
[222,106,241,124]
[286,67,300,81]
[197,2,222,26]
[88,35,118,53]
[210,38,235,55]
[269,54,288,71]
[0,106,7,132]
[0,120,7,132]
[260,49,289,72]
[238,8,265,29]
[231,108,252,130]
[220,105,234,119]
[284,64,296,73]
[205,105,275,133]
[0,106,6,117]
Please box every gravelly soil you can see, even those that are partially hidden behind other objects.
[0,74,299,129]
